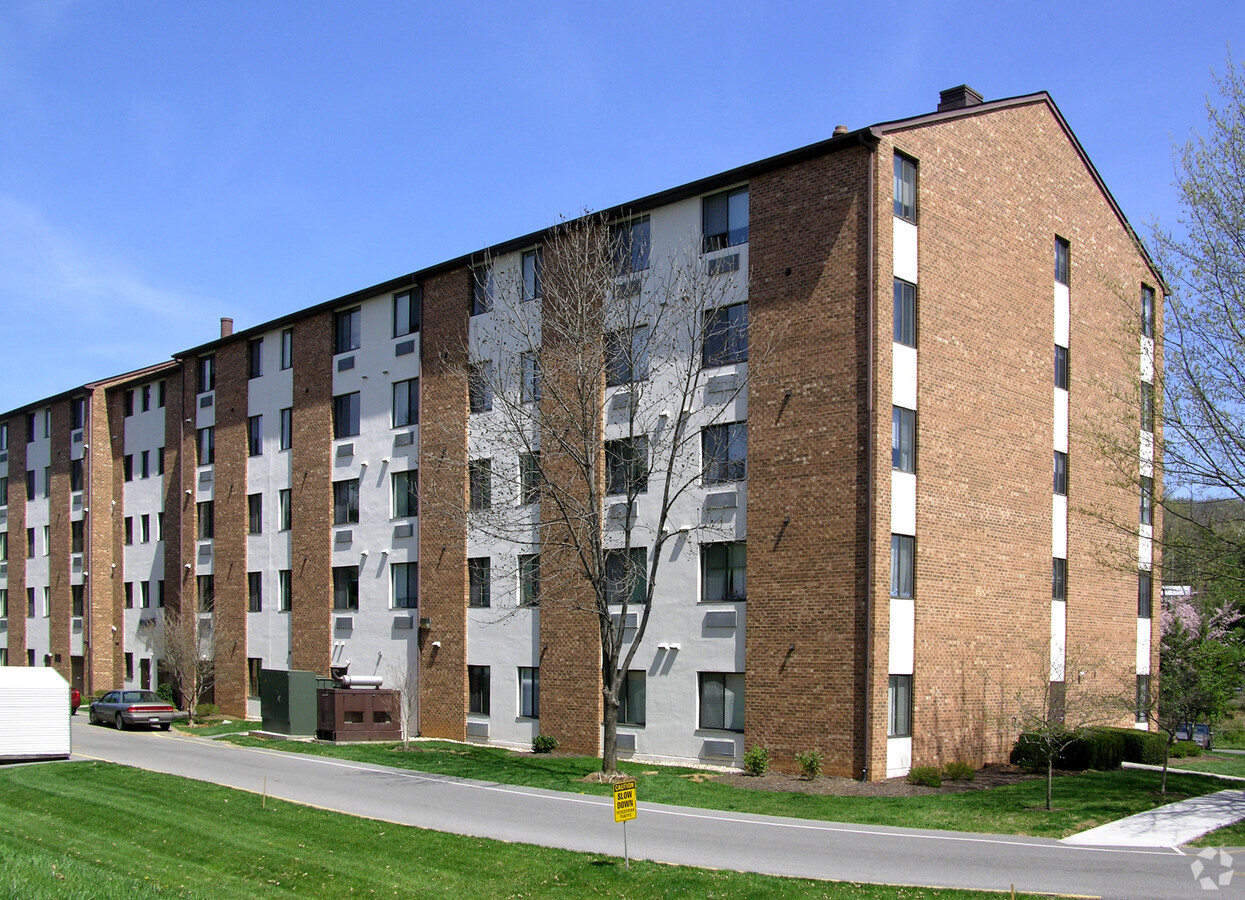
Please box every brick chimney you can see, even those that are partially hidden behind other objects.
[937,85,984,112]
[220,317,234,338]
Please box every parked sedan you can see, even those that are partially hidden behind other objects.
[1175,722,1215,751]
[89,690,176,731]
[70,688,81,715]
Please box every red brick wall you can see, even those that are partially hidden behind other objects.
[86,389,125,691]
[7,414,28,664]
[163,369,188,619]
[212,341,250,715]
[48,400,71,679]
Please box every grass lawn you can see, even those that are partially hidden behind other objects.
[1165,752,1245,778]
[0,762,1045,900]
[223,735,1225,839]
[1192,819,1245,848]
[173,719,257,737]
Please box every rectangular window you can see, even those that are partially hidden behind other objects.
[471,265,493,316]
[280,407,292,450]
[393,287,422,337]
[392,470,418,518]
[521,248,542,302]
[197,574,214,613]
[606,326,650,385]
[894,279,916,347]
[140,514,150,543]
[123,454,134,482]
[893,154,917,222]
[248,493,263,534]
[702,303,748,367]
[248,415,263,456]
[698,672,744,732]
[1054,451,1068,496]
[519,452,540,506]
[278,570,292,611]
[157,380,166,408]
[1055,237,1070,286]
[125,653,133,681]
[606,436,649,494]
[71,519,84,553]
[469,666,491,715]
[702,423,746,484]
[611,216,650,275]
[1140,475,1154,526]
[42,466,49,499]
[334,306,361,354]
[155,579,164,608]
[157,512,164,541]
[0,422,7,452]
[1052,557,1067,601]
[702,541,746,602]
[248,572,263,612]
[248,658,262,699]
[248,337,263,379]
[334,479,360,525]
[392,562,418,609]
[605,548,647,607]
[468,362,493,413]
[123,389,134,417]
[519,553,540,607]
[469,459,491,510]
[140,450,150,479]
[702,186,749,252]
[139,581,150,609]
[27,588,34,617]
[281,327,294,369]
[25,470,35,501]
[123,517,134,546]
[888,674,913,737]
[140,386,151,413]
[392,378,419,427]
[1136,674,1151,723]
[333,392,361,438]
[198,355,215,393]
[521,353,541,404]
[72,397,86,428]
[0,475,6,507]
[1138,571,1152,618]
[198,501,214,539]
[890,535,914,598]
[68,457,83,492]
[26,528,34,558]
[892,407,916,473]
[72,584,85,616]
[25,412,34,442]
[468,557,491,608]
[1055,345,1069,390]
[333,566,359,610]
[1141,285,1155,339]
[0,589,5,617]
[197,427,215,465]
[0,533,6,562]
[519,667,540,718]
[157,447,165,476]
[1141,381,1155,433]
[278,489,291,531]
[619,671,646,726]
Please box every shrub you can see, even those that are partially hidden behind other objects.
[793,749,823,780]
[531,733,558,754]
[1010,731,1063,771]
[1110,727,1169,765]
[1170,740,1203,759]
[942,761,976,781]
[743,745,771,776]
[1081,728,1126,770]
[907,765,942,787]
[195,703,219,719]
[156,683,176,705]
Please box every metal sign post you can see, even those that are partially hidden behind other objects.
[612,779,637,870]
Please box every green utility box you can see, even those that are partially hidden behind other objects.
[259,668,323,736]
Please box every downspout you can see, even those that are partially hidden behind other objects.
[861,132,877,781]
[83,394,93,696]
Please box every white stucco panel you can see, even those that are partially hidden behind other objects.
[886,736,912,779]
[888,597,915,675]
[1052,494,1067,559]
[1136,618,1152,675]
[1053,388,1068,453]
[1054,283,1070,348]
[1050,600,1066,682]
[893,219,917,284]
[890,471,916,537]
[892,344,917,410]
[1140,336,1154,382]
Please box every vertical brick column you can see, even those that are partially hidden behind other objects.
[417,269,469,740]
[48,400,71,680]
[212,340,250,715]
[746,146,874,777]
[86,389,124,691]
[289,312,333,676]
[163,369,188,619]
[7,415,28,664]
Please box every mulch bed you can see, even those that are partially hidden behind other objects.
[714,764,1039,797]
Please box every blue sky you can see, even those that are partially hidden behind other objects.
[0,1,1241,412]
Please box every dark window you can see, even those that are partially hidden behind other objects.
[519,452,541,506]
[892,407,916,472]
[123,454,134,482]
[890,535,914,598]
[1140,476,1154,526]
[619,671,646,726]
[606,436,649,495]
[1055,238,1070,286]
[278,489,291,531]
[197,427,214,465]
[393,287,422,337]
[72,584,84,617]
[605,548,647,607]
[281,328,294,369]
[334,479,360,525]
[702,186,749,252]
[893,154,917,223]
[469,666,491,715]
[1136,674,1151,723]
[698,672,744,731]
[468,557,491,609]
[334,307,361,354]
[279,407,292,450]
[249,659,262,698]
[198,574,214,613]
[468,362,493,413]
[197,501,214,539]
[1053,557,1067,601]
[1141,381,1155,432]
[198,355,215,393]
[157,380,166,407]
[702,423,746,484]
[248,337,263,379]
[519,667,540,718]
[888,674,912,737]
[248,493,263,535]
[521,353,541,404]
[157,448,165,476]
[519,554,540,607]
[123,389,134,417]
[392,562,418,609]
[1141,285,1155,339]
[471,265,493,315]
[611,216,650,275]
[469,459,491,510]
[278,570,291,611]
[140,385,150,412]
[392,471,418,518]
[25,470,35,501]
[1138,571,1152,618]
[71,398,85,429]
[25,412,34,441]
[1054,451,1068,496]
[702,303,748,367]
[702,542,746,602]
[522,248,542,302]
[248,415,263,456]
[333,566,359,610]
[606,326,650,385]
[894,279,916,347]
[1055,345,1069,390]
[333,393,360,438]
[393,378,419,427]
[70,459,83,493]
[248,572,263,612]
[141,450,150,479]
[140,514,150,543]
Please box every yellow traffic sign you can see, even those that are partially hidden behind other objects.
[613,778,637,823]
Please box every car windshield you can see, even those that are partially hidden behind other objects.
[122,691,161,703]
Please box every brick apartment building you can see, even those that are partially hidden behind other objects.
[0,86,1162,779]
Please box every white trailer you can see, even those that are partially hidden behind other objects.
[0,667,72,761]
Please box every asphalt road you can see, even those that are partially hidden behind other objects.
[67,719,1230,900]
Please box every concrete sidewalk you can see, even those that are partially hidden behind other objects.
[1063,788,1245,847]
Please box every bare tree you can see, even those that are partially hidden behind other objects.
[153,607,217,721]
[384,657,420,749]
[426,213,759,774]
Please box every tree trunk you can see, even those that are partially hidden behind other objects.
[1161,739,1171,795]
[1046,758,1054,811]
[602,693,619,775]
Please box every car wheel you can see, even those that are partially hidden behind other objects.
[115,713,126,731]
[89,709,98,726]
[160,723,171,731]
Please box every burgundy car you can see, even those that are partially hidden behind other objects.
[70,688,81,715]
